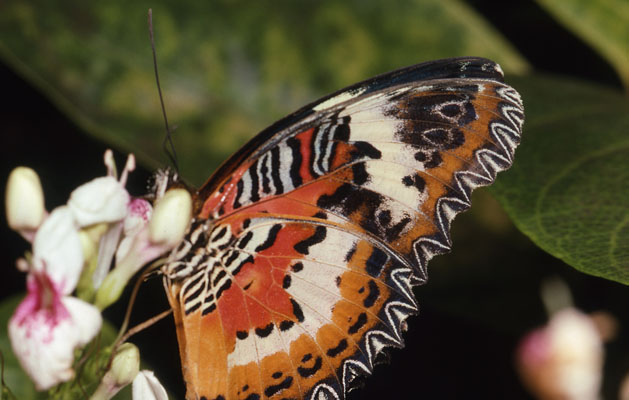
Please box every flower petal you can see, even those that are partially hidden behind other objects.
[62,296,102,347]
[32,206,83,294]
[5,167,45,238]
[68,176,129,227]
[149,189,191,247]
[517,308,603,400]
[9,292,102,391]
[92,221,124,289]
[132,370,168,400]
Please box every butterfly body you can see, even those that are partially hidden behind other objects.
[163,57,524,400]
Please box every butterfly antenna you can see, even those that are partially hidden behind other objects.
[148,9,179,172]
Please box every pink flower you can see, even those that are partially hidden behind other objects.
[517,308,603,400]
[6,150,192,391]
[8,207,102,391]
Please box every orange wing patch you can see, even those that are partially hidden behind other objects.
[163,58,524,400]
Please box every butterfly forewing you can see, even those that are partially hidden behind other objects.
[164,57,524,400]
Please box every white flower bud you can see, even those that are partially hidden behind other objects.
[149,189,191,247]
[90,343,140,400]
[6,167,45,234]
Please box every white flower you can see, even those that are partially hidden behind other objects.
[68,177,130,227]
[71,153,135,290]
[132,370,168,400]
[31,207,83,294]
[517,308,603,400]
[95,189,191,310]
[7,150,190,391]
[9,207,102,390]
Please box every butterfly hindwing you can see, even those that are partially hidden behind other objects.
[164,57,524,400]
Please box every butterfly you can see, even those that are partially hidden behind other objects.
[161,57,524,400]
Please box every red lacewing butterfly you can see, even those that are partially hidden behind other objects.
[160,57,524,400]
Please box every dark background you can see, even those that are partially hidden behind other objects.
[1,1,627,399]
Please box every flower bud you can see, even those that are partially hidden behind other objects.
[6,167,45,234]
[110,343,140,387]
[149,189,191,247]
[90,343,140,400]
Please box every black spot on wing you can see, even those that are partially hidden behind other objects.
[290,299,305,322]
[255,224,282,252]
[293,226,327,255]
[352,162,369,185]
[352,141,382,160]
[280,320,294,331]
[333,118,350,141]
[291,262,304,272]
[402,173,426,193]
[363,280,380,308]
[264,376,293,397]
[348,312,368,334]
[255,323,274,338]
[326,338,348,357]
[236,330,249,340]
[345,243,357,262]
[282,275,292,289]
[366,247,387,277]
[312,211,327,219]
[298,356,322,378]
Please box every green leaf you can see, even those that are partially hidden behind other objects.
[491,74,629,284]
[0,0,529,187]
[536,0,629,89]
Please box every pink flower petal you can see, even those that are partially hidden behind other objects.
[9,278,102,391]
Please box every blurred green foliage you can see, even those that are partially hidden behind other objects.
[536,0,629,88]
[0,0,528,185]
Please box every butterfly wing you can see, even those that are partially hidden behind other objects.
[164,57,524,400]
